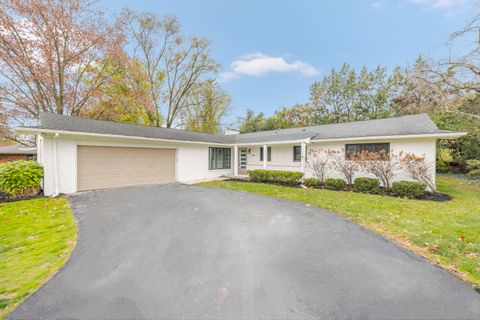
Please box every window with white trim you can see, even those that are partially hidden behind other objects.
[209,148,231,170]
[293,146,301,161]
[345,143,390,160]
[260,147,271,161]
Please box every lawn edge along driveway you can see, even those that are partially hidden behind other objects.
[0,197,77,319]
[199,176,480,289]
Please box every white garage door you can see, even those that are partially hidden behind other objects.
[77,146,176,191]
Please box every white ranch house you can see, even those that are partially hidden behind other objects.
[16,113,465,196]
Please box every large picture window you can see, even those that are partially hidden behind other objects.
[209,147,231,170]
[345,143,390,160]
[260,147,271,161]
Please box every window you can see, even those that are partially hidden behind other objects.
[260,147,271,161]
[209,148,231,170]
[345,143,390,160]
[293,146,301,161]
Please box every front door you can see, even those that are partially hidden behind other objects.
[239,148,247,174]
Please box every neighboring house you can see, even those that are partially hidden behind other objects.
[0,144,36,163]
[15,113,465,196]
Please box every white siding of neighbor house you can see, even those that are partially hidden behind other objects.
[244,138,437,189]
[39,134,233,196]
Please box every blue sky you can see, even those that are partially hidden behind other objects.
[101,0,475,125]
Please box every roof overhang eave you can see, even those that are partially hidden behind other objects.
[234,138,312,146]
[310,132,468,143]
[14,127,234,146]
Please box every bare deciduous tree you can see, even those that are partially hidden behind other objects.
[328,149,359,185]
[0,0,124,134]
[357,150,401,190]
[306,149,330,183]
[126,11,219,128]
[400,153,437,193]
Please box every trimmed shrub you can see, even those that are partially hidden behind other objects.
[303,178,321,187]
[392,181,426,198]
[247,170,303,186]
[325,178,346,190]
[466,159,480,179]
[354,177,380,193]
[0,160,43,198]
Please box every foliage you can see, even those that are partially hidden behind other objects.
[0,161,43,198]
[0,197,77,318]
[392,181,427,198]
[267,104,317,129]
[247,170,303,186]
[182,80,231,134]
[328,149,359,185]
[0,0,124,130]
[200,176,480,287]
[303,178,322,187]
[400,153,436,193]
[306,149,330,183]
[238,63,406,133]
[82,57,155,125]
[394,55,447,116]
[354,177,380,193]
[325,178,347,190]
[238,109,269,133]
[466,159,480,179]
[238,105,315,133]
[437,148,454,173]
[356,150,401,189]
[431,110,480,171]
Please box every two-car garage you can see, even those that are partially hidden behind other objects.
[76,146,176,191]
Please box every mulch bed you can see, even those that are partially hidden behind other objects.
[0,190,45,204]
[224,179,452,202]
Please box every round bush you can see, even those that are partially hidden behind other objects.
[303,178,321,187]
[354,177,380,193]
[0,160,43,198]
[325,178,346,190]
[392,181,426,198]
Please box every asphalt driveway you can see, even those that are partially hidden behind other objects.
[10,184,480,319]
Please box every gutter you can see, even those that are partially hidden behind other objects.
[310,132,467,143]
[52,133,60,197]
[14,127,233,146]
[14,127,468,147]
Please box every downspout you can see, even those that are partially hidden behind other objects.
[52,132,60,197]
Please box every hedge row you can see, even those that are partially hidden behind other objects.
[247,170,303,185]
[247,170,428,198]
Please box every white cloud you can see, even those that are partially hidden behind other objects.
[408,0,470,10]
[372,1,386,10]
[220,52,319,81]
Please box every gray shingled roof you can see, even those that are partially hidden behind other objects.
[37,113,235,144]
[28,113,447,145]
[0,145,36,155]
[235,114,445,143]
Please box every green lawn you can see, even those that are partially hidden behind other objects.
[0,197,77,319]
[200,176,480,288]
